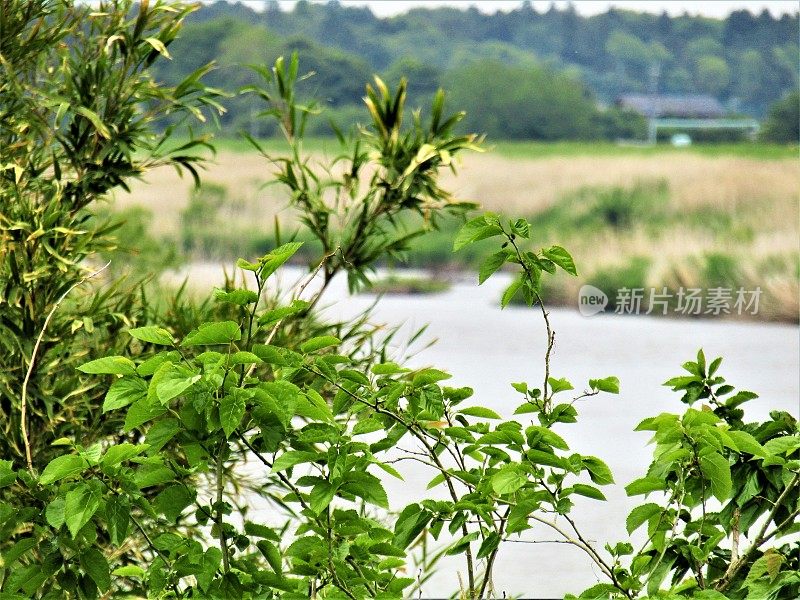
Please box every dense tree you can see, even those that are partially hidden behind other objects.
[445,60,600,140]
[154,1,797,135]
[760,91,800,143]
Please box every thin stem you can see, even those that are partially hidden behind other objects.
[477,506,510,599]
[716,472,800,592]
[22,261,110,475]
[238,433,365,598]
[216,440,230,573]
[507,236,554,410]
[264,247,338,347]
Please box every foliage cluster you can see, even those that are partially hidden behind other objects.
[0,3,798,600]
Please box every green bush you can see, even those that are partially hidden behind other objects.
[760,91,800,144]
[589,257,652,312]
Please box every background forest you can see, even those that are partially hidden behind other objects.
[150,0,800,140]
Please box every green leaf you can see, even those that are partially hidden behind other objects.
[103,377,147,413]
[236,258,260,271]
[372,362,409,375]
[589,376,620,394]
[220,390,248,438]
[526,425,569,450]
[548,377,574,394]
[104,496,130,545]
[154,485,195,522]
[582,456,614,485]
[271,451,319,473]
[699,452,732,502]
[134,464,175,489]
[137,351,180,377]
[394,504,431,548]
[144,36,171,58]
[309,480,336,514]
[570,483,606,500]
[458,406,501,420]
[764,435,800,456]
[295,390,334,423]
[626,503,661,534]
[343,471,388,508]
[426,473,446,489]
[525,449,567,469]
[182,321,241,346]
[229,351,263,365]
[75,106,110,138]
[155,372,200,405]
[213,288,259,306]
[374,460,404,481]
[1,538,36,570]
[727,430,766,457]
[244,522,279,540]
[39,455,88,485]
[101,443,148,467]
[353,418,383,435]
[452,216,502,251]
[80,548,110,591]
[146,418,181,453]
[299,335,340,353]
[258,299,310,325]
[476,532,501,559]
[260,242,304,278]
[45,497,65,528]
[128,326,174,346]
[257,541,282,574]
[78,356,136,376]
[123,397,167,432]
[625,477,667,496]
[339,369,371,386]
[478,251,506,284]
[501,276,522,308]
[0,460,15,489]
[492,464,528,494]
[65,484,101,538]
[510,218,530,238]
[542,245,577,275]
[112,566,145,578]
[412,368,451,386]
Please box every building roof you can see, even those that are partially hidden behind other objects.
[616,95,726,119]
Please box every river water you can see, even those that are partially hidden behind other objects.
[171,265,799,598]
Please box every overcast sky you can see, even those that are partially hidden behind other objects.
[271,1,799,18]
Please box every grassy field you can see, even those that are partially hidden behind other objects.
[114,140,799,321]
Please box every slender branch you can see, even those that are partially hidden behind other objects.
[716,472,800,592]
[21,261,110,475]
[507,236,554,410]
[477,506,510,599]
[539,480,632,598]
[216,440,230,573]
[263,246,338,347]
[238,433,367,598]
[761,506,800,544]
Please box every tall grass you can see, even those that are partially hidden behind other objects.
[114,147,799,321]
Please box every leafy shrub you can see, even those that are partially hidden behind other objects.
[588,257,652,312]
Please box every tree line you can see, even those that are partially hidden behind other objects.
[149,0,799,141]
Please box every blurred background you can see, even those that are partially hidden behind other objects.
[117,0,799,323]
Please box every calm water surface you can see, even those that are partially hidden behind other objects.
[174,265,800,597]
